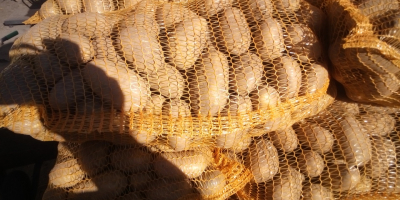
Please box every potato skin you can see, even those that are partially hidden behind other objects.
[156,3,198,28]
[84,59,150,113]
[296,123,334,154]
[110,148,153,172]
[162,99,191,118]
[55,33,94,66]
[230,53,264,96]
[39,0,61,19]
[195,170,226,197]
[56,0,82,14]
[357,114,395,137]
[296,150,324,177]
[210,8,251,55]
[147,64,185,99]
[164,16,208,70]
[269,126,298,153]
[189,48,229,117]
[252,18,284,62]
[321,164,361,192]
[299,62,329,95]
[49,159,85,188]
[62,13,111,37]
[302,184,333,200]
[250,85,279,111]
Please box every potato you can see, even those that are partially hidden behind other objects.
[162,99,191,118]
[56,0,82,14]
[269,126,298,153]
[34,52,70,84]
[167,134,192,151]
[266,56,302,100]
[165,16,208,70]
[42,188,67,200]
[302,184,333,200]
[296,123,334,154]
[195,170,226,197]
[57,142,78,158]
[230,53,264,95]
[129,172,153,190]
[155,3,198,28]
[48,70,86,111]
[321,163,361,191]
[299,63,329,95]
[245,138,279,183]
[84,59,150,113]
[67,171,127,200]
[76,140,111,176]
[285,24,322,62]
[83,0,115,13]
[358,0,399,19]
[357,114,395,136]
[154,149,212,179]
[147,64,185,98]
[92,36,119,62]
[110,148,152,172]
[250,84,279,110]
[266,165,305,200]
[221,95,253,116]
[330,100,360,116]
[216,128,251,152]
[187,0,232,16]
[6,115,46,138]
[296,150,324,177]
[39,0,61,19]
[49,159,85,188]
[55,33,94,66]
[210,8,251,55]
[300,3,326,35]
[146,179,194,200]
[143,95,166,115]
[189,48,229,117]
[236,0,273,21]
[335,116,372,167]
[0,63,43,116]
[75,93,107,114]
[358,104,399,114]
[271,0,300,12]
[125,0,159,35]
[366,136,396,178]
[252,17,284,62]
[118,26,164,73]
[351,175,372,195]
[62,13,111,37]
[249,112,292,136]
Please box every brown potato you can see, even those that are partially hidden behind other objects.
[266,56,302,100]
[129,172,153,191]
[321,163,361,192]
[49,159,85,188]
[358,0,399,19]
[143,95,166,115]
[252,16,284,61]
[146,179,194,200]
[39,0,61,19]
[48,70,86,111]
[189,48,229,117]
[216,128,251,152]
[221,95,253,116]
[5,113,46,139]
[230,53,264,95]
[330,100,360,116]
[83,0,115,13]
[269,126,298,153]
[271,0,300,12]
[366,136,396,178]
[162,99,191,118]
[119,25,164,73]
[117,0,140,10]
[299,63,329,95]
[357,114,395,136]
[210,7,251,55]
[302,184,333,200]
[164,16,208,70]
[76,140,111,176]
[93,36,119,62]
[335,116,372,167]
[296,123,334,154]
[296,150,324,177]
[125,0,159,35]
[245,138,279,183]
[236,0,273,22]
[358,104,399,114]
[195,170,226,197]
[265,165,305,200]
[187,0,232,16]
[84,59,150,113]
[350,175,372,195]
[34,52,71,84]
[67,171,127,200]
[55,33,94,66]
[285,24,322,62]
[62,13,111,37]
[110,148,152,172]
[250,84,279,110]
[147,64,184,98]
[155,3,198,28]
[167,134,192,151]
[249,112,292,136]
[154,149,212,179]
[56,0,82,14]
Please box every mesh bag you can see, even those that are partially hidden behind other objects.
[326,0,400,106]
[40,98,400,200]
[1,0,333,144]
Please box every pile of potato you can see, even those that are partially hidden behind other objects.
[40,99,400,200]
[326,0,400,106]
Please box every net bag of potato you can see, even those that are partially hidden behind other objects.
[326,0,400,106]
[40,98,400,200]
[1,0,333,145]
